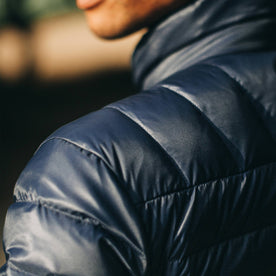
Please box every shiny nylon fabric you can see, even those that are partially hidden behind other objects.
[133,0,276,89]
[1,0,276,275]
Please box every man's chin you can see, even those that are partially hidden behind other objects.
[84,12,144,40]
[88,27,130,40]
[88,25,140,40]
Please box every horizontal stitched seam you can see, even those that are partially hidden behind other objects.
[105,106,189,185]
[15,197,147,260]
[169,219,276,263]
[17,137,147,258]
[36,137,105,164]
[15,199,105,228]
[136,161,276,205]
[47,136,143,204]
[37,136,139,201]
[33,136,132,202]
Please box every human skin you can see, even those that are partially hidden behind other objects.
[76,0,188,39]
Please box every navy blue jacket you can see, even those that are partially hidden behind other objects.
[1,0,276,275]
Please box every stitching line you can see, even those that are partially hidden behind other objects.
[41,136,143,203]
[15,198,105,228]
[13,199,147,260]
[36,136,104,162]
[169,219,276,263]
[161,83,245,170]
[33,136,131,201]
[16,137,147,258]
[105,105,190,186]
[201,62,276,144]
[136,161,276,205]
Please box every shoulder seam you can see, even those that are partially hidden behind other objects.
[105,105,190,186]
[33,136,127,190]
[35,136,104,162]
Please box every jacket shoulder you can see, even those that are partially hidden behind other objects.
[6,106,148,276]
[32,56,276,199]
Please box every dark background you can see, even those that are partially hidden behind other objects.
[0,68,136,265]
[0,0,141,264]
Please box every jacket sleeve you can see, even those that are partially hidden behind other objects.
[0,138,147,276]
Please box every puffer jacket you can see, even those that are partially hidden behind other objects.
[1,0,276,275]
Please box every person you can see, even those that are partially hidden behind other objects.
[1,0,276,275]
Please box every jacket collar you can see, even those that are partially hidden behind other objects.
[132,0,276,90]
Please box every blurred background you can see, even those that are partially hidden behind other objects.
[0,0,143,266]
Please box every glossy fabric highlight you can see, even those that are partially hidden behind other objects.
[1,0,276,275]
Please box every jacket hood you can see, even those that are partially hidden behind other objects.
[132,0,276,90]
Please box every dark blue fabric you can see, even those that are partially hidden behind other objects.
[133,0,276,89]
[1,0,276,275]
